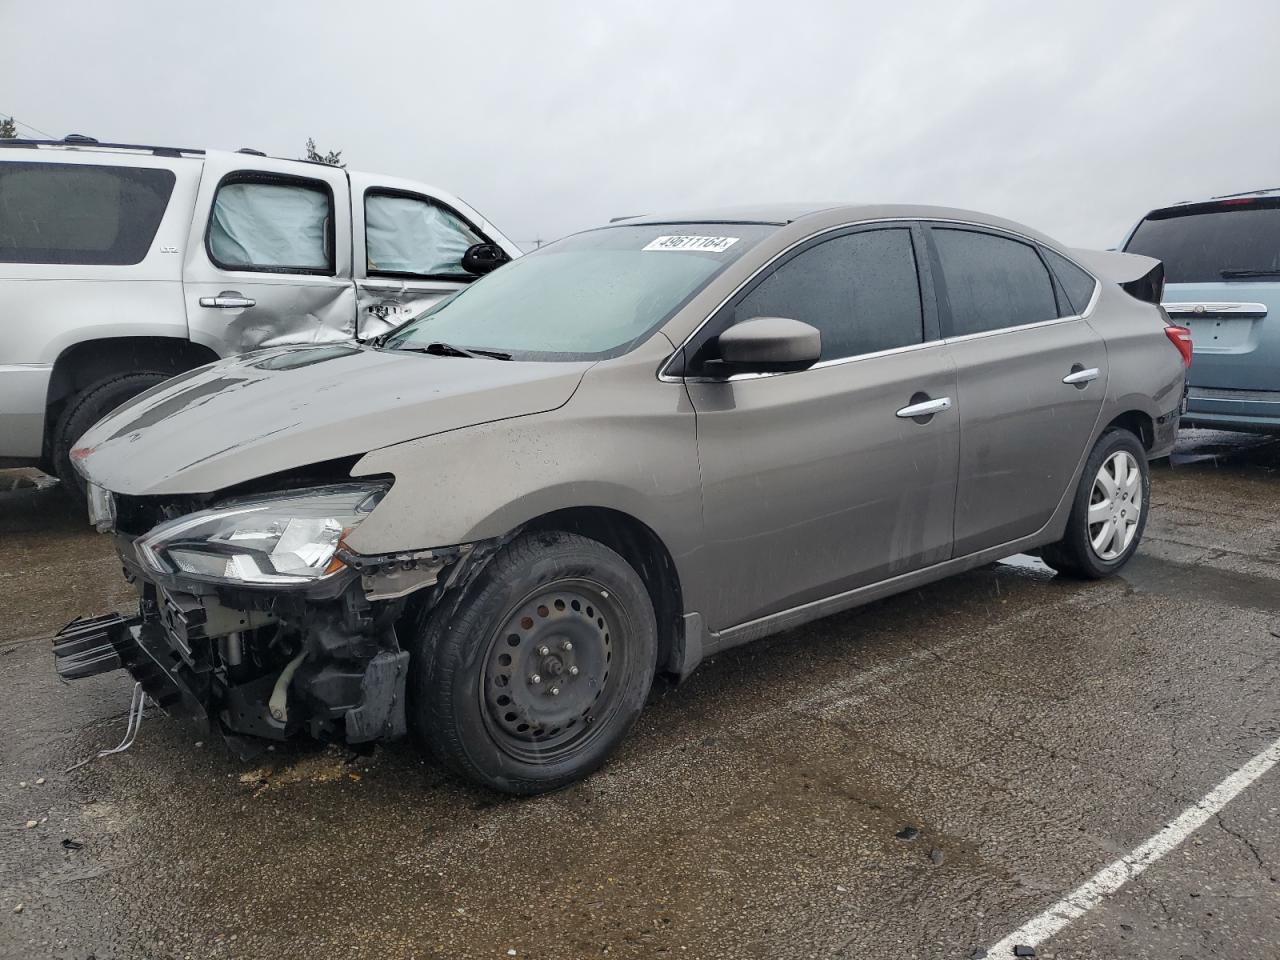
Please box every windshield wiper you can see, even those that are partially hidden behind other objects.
[1220,268,1280,279]
[392,341,512,360]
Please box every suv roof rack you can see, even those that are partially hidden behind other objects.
[0,137,206,158]
[1210,186,1280,200]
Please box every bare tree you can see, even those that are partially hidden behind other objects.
[303,137,345,167]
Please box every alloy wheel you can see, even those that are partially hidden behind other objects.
[1088,450,1143,561]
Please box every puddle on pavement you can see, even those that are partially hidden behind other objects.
[1116,552,1280,617]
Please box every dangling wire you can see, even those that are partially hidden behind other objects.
[65,682,148,773]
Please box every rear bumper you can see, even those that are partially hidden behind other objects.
[1184,387,1280,432]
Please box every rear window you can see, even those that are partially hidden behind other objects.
[932,228,1058,336]
[1124,200,1280,283]
[0,161,175,265]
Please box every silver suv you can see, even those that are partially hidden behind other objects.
[57,204,1186,795]
[0,137,519,496]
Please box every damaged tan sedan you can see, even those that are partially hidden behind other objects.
[56,205,1188,793]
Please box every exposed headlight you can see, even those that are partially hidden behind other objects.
[135,484,386,586]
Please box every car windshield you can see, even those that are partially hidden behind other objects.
[1124,199,1280,283]
[383,222,778,360]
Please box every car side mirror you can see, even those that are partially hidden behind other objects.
[707,316,821,375]
[461,242,512,276]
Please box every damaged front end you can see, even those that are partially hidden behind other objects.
[53,480,471,756]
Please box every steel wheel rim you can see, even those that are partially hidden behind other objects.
[1088,450,1143,561]
[478,578,629,765]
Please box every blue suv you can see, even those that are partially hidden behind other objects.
[1124,190,1280,432]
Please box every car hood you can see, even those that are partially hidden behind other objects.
[73,344,590,496]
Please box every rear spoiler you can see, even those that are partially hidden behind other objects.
[1069,248,1165,305]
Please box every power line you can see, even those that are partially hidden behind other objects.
[0,110,56,139]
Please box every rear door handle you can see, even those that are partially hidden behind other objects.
[199,292,256,309]
[1062,367,1100,385]
[896,396,952,419]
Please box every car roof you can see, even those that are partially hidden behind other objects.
[612,203,1059,240]
[0,138,381,179]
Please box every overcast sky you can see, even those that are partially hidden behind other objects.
[4,0,1279,249]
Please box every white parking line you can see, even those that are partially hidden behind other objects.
[985,732,1280,958]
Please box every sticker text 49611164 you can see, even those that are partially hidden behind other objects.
[642,235,740,253]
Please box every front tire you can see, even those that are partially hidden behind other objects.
[52,371,173,504]
[1041,428,1150,579]
[409,531,657,795]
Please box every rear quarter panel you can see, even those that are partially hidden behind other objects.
[1086,281,1186,457]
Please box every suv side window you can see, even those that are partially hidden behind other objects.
[0,161,175,266]
[365,191,483,278]
[732,228,923,362]
[932,228,1057,336]
[208,176,333,274]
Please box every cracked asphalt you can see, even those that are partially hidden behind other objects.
[2,429,1278,960]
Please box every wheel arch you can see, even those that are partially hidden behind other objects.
[1101,407,1156,451]
[43,336,219,459]
[521,506,687,680]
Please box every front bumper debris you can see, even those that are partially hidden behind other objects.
[53,577,412,752]
[53,612,204,723]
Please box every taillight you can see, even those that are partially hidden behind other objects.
[1165,324,1193,368]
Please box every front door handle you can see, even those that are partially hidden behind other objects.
[896,396,952,419]
[199,292,256,309]
[1062,367,1100,386]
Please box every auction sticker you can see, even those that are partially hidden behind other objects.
[643,235,740,253]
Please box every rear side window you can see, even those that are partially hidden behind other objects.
[208,177,333,274]
[932,228,1057,336]
[0,161,175,266]
[1124,201,1280,283]
[733,228,923,361]
[1042,248,1098,315]
[365,191,483,278]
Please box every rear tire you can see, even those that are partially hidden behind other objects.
[1040,428,1150,579]
[52,371,173,504]
[408,530,657,795]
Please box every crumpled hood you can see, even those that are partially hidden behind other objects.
[73,344,589,496]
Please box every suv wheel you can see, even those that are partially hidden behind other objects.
[1040,428,1150,579]
[409,530,657,795]
[52,371,173,504]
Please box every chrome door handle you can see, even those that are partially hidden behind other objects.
[1062,367,1100,385]
[199,293,256,309]
[896,396,952,418]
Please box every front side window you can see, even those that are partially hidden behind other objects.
[932,228,1058,337]
[385,223,777,361]
[0,161,175,266]
[365,192,483,278]
[1124,200,1280,283]
[208,177,332,273]
[731,228,923,362]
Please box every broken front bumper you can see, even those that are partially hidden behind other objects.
[52,575,411,752]
[53,611,204,722]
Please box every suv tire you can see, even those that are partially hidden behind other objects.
[52,371,173,503]
[409,530,657,795]
[1040,428,1150,579]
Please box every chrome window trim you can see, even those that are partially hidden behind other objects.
[658,216,1101,383]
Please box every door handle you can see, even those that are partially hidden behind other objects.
[896,396,952,419]
[199,292,256,309]
[1062,367,1100,386]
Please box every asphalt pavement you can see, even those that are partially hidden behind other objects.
[1,429,1278,960]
